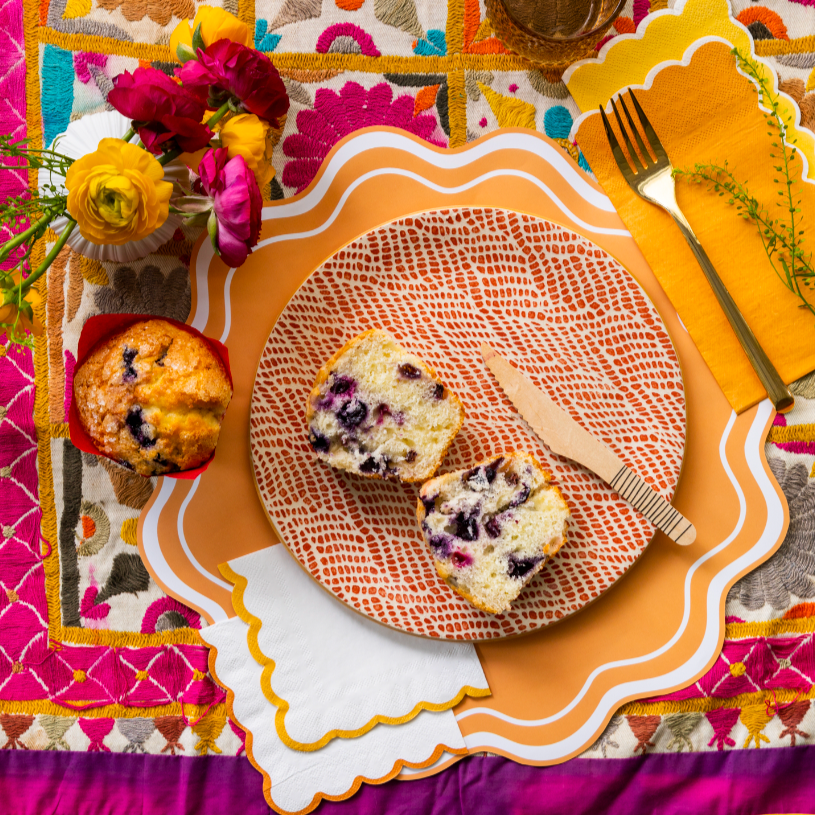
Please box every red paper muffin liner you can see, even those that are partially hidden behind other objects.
[68,314,233,480]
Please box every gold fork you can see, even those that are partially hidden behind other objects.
[599,90,794,414]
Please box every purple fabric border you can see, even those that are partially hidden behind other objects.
[5,749,815,814]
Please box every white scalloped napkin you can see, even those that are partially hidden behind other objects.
[224,546,489,750]
[201,616,467,814]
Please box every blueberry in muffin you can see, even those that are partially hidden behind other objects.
[416,452,570,614]
[305,329,464,482]
[73,318,232,476]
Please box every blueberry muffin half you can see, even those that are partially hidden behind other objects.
[73,319,232,476]
[306,330,464,482]
[417,452,570,614]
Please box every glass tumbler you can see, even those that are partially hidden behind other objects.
[485,0,626,67]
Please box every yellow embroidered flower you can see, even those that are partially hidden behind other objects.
[65,139,172,246]
[219,113,275,190]
[170,7,252,63]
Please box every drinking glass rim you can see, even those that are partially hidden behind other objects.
[499,0,627,43]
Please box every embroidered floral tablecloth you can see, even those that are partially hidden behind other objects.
[4,0,815,779]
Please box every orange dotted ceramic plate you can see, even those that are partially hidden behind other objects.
[250,208,686,640]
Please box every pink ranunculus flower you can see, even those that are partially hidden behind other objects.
[198,147,262,267]
[108,66,213,154]
[176,39,289,127]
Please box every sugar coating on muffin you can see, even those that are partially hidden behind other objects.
[305,329,464,482]
[417,452,570,614]
[73,319,233,476]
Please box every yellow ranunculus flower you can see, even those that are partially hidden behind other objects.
[65,139,172,246]
[219,113,276,190]
[170,7,252,62]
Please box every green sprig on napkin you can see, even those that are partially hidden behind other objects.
[674,49,815,322]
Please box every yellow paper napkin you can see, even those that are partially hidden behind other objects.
[573,39,815,413]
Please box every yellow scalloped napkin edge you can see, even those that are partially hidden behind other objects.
[565,0,752,109]
[219,546,489,753]
[568,28,815,412]
[202,615,467,815]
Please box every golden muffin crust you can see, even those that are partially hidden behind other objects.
[73,319,233,476]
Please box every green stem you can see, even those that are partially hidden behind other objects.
[736,51,806,296]
[6,220,77,301]
[158,149,181,166]
[5,245,34,278]
[690,163,814,287]
[0,208,56,262]
[205,101,231,130]
[122,127,136,143]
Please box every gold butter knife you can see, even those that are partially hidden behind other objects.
[481,343,696,546]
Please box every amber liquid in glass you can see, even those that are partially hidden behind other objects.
[508,0,602,39]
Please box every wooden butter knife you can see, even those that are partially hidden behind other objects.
[481,343,696,546]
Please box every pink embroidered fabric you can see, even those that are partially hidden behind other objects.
[0,0,224,727]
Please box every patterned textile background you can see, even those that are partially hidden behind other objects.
[3,0,815,762]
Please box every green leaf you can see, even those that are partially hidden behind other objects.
[207,211,220,256]
[182,211,211,227]
[192,23,206,55]
[176,42,197,63]
[171,195,213,214]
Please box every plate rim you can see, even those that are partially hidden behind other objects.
[248,204,689,641]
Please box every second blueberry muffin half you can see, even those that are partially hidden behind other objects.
[417,452,571,614]
[306,329,464,482]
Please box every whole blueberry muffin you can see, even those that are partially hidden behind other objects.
[417,452,570,614]
[73,319,233,476]
[306,329,464,482]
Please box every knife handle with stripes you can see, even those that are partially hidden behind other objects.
[609,465,696,546]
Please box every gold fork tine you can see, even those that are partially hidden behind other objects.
[610,96,644,173]
[627,90,668,162]
[598,105,634,182]
[617,94,653,168]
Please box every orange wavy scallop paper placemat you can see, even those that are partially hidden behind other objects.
[573,38,815,414]
[139,128,788,767]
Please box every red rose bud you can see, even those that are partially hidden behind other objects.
[198,147,262,267]
[108,67,213,154]
[176,40,289,127]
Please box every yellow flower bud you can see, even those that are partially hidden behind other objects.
[170,7,252,63]
[0,276,42,339]
[0,301,40,337]
[170,21,194,63]
[219,113,276,191]
[65,139,172,246]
